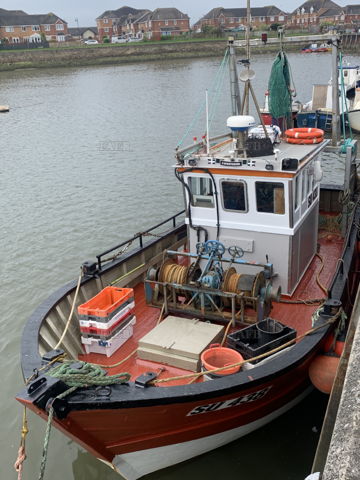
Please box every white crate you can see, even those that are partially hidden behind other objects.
[81,316,136,357]
[79,301,135,330]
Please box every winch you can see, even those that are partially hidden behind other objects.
[145,240,280,324]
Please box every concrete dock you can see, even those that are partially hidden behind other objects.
[311,284,360,479]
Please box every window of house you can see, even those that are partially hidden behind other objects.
[44,25,50,31]
[279,15,284,21]
[221,180,247,212]
[12,37,20,43]
[5,26,14,32]
[174,20,177,25]
[56,23,64,31]
[270,16,275,21]
[32,25,40,31]
[104,19,109,24]
[256,182,285,214]
[21,26,27,32]
[188,177,214,208]
[104,28,109,32]
[165,20,169,25]
[260,16,265,21]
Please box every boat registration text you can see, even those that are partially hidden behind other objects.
[187,386,272,416]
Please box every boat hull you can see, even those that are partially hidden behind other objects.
[113,387,312,480]
[18,344,322,479]
[348,109,360,133]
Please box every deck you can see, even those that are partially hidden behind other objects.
[79,231,344,386]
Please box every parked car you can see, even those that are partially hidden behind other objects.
[84,39,98,45]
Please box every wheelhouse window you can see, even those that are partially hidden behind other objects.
[221,180,247,212]
[188,177,214,208]
[256,182,285,214]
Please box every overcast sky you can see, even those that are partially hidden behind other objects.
[2,1,360,26]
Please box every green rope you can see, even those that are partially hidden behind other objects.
[48,361,131,387]
[176,49,229,148]
[209,52,230,130]
[38,386,77,480]
[38,362,130,479]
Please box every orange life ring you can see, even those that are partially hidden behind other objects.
[285,136,324,145]
[285,128,324,139]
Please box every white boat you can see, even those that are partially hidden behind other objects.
[299,64,360,132]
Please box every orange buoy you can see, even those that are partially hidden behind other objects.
[285,136,324,144]
[308,354,340,394]
[285,127,324,139]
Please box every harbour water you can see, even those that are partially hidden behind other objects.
[1,52,359,480]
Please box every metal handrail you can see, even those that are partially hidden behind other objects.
[96,210,185,270]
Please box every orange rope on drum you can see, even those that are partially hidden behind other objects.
[285,127,324,139]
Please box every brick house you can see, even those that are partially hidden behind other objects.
[133,8,190,40]
[194,6,287,32]
[96,6,149,41]
[68,27,98,41]
[289,0,341,29]
[343,5,360,29]
[0,9,68,43]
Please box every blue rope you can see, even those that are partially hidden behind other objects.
[176,50,229,148]
[209,52,230,131]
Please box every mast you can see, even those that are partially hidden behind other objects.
[331,36,340,146]
[206,90,210,154]
[244,0,251,115]
[229,37,241,116]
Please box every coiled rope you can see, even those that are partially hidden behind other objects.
[48,360,131,387]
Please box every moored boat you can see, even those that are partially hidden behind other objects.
[15,38,360,480]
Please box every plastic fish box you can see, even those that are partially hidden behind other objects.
[78,287,134,322]
[227,321,296,363]
[81,311,136,340]
[296,112,317,128]
[81,316,136,357]
[79,301,135,334]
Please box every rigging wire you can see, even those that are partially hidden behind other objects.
[176,49,229,148]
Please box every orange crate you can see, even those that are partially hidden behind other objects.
[78,287,134,319]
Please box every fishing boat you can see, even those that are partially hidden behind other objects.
[299,62,360,132]
[15,37,360,480]
[301,43,331,53]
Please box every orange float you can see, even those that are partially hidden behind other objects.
[308,354,340,394]
[285,127,325,145]
[285,128,324,139]
[286,136,324,144]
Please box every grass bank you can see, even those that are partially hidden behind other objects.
[0,38,321,72]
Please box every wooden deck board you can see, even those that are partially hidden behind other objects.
[79,233,344,383]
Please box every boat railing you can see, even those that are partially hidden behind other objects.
[96,210,186,270]
[177,133,232,159]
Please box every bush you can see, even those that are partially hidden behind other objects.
[103,37,110,43]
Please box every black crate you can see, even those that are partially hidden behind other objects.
[227,319,296,363]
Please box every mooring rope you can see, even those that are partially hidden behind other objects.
[54,267,83,351]
[38,387,77,480]
[37,362,131,480]
[14,408,29,480]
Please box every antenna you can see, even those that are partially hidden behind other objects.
[239,69,256,82]
[206,89,210,154]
